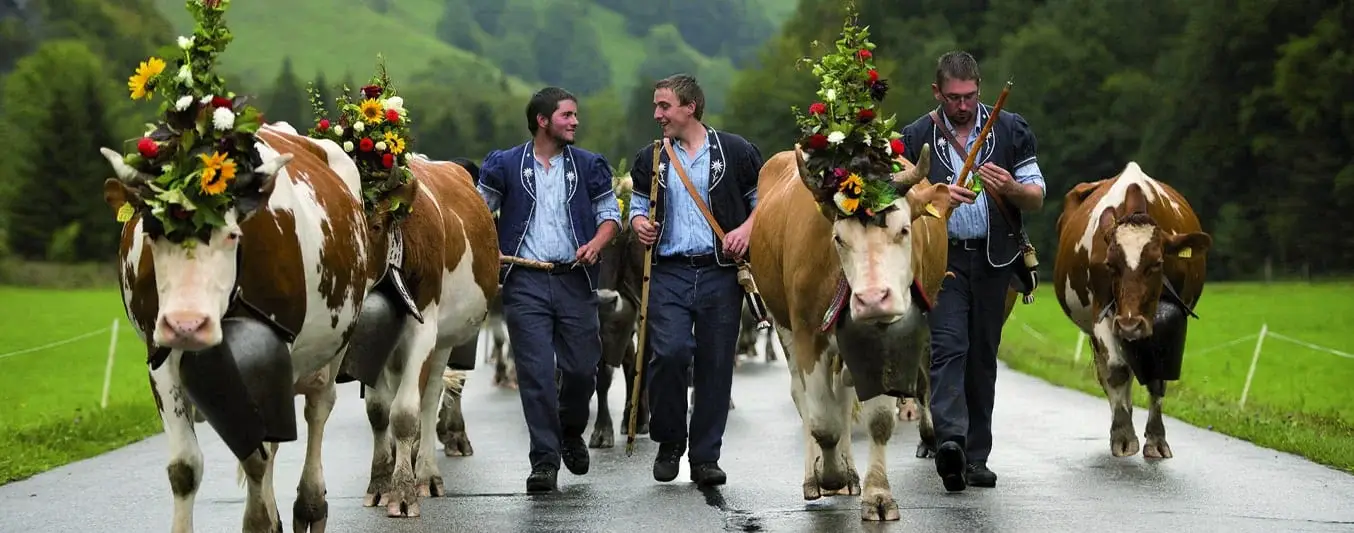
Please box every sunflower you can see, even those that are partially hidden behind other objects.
[128,57,166,100]
[198,151,237,195]
[382,131,406,154]
[359,99,385,124]
[839,173,865,197]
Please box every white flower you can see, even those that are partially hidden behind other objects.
[827,131,846,145]
[177,35,193,49]
[200,94,213,104]
[382,96,404,114]
[212,107,235,131]
[826,88,837,102]
[343,141,354,152]
[176,65,192,86]
[885,141,894,156]
[353,121,364,133]
[174,95,193,111]
[863,134,872,146]
[333,125,344,136]
[375,141,388,151]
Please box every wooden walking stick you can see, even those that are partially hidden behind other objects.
[626,139,662,456]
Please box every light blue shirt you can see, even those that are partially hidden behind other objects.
[479,152,620,263]
[627,132,758,257]
[940,112,1046,240]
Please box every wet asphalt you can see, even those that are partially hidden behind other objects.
[4,352,1354,533]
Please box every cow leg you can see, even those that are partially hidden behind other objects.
[914,354,937,459]
[438,369,473,457]
[787,330,857,500]
[620,338,650,435]
[386,321,441,517]
[239,442,282,533]
[1090,320,1139,457]
[150,356,203,533]
[860,395,900,521]
[362,381,395,508]
[590,362,616,448]
[1143,391,1172,458]
[416,346,454,499]
[293,362,338,533]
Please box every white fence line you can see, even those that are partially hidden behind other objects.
[1009,316,1350,410]
[0,319,126,409]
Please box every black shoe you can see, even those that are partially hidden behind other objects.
[561,436,590,475]
[653,441,686,482]
[965,462,997,487]
[935,441,968,492]
[690,462,727,486]
[526,466,558,493]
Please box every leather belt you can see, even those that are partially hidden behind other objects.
[658,253,718,268]
[548,262,580,275]
[949,238,985,251]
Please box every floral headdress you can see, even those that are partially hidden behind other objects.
[790,5,926,223]
[108,0,267,246]
[306,57,415,221]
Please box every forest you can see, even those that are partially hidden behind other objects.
[0,0,1349,282]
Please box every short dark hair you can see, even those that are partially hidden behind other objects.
[525,86,576,135]
[935,50,981,88]
[654,74,705,120]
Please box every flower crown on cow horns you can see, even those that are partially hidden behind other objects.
[106,0,270,247]
[790,4,928,223]
[306,56,415,221]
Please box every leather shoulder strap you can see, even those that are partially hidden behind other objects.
[662,138,727,241]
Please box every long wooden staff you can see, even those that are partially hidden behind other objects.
[625,140,663,456]
[954,78,1013,191]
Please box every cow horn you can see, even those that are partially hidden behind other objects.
[253,153,294,177]
[890,143,930,189]
[794,144,832,202]
[99,147,153,185]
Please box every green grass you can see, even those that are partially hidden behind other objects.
[0,286,161,484]
[998,281,1354,473]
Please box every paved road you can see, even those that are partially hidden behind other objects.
[4,356,1354,532]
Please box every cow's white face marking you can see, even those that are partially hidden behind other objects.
[832,199,915,324]
[1077,162,1167,255]
[149,212,244,351]
[1114,223,1155,271]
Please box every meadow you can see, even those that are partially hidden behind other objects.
[1,280,1351,484]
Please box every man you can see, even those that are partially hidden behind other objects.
[628,73,763,486]
[899,51,1045,492]
[477,86,621,493]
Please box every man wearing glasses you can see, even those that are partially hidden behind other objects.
[898,50,1046,493]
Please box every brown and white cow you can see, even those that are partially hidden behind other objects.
[356,154,499,517]
[99,122,375,533]
[748,144,952,521]
[1053,161,1211,459]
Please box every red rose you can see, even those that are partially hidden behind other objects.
[857,109,876,122]
[857,49,872,61]
[362,85,382,99]
[137,137,159,158]
[868,69,879,82]
[170,205,191,220]
[385,109,400,123]
[890,138,906,156]
[317,119,330,131]
[359,138,374,152]
[382,153,395,168]
[211,96,232,108]
[806,133,829,150]
[808,102,827,115]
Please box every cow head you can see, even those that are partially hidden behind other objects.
[363,172,420,262]
[100,146,292,351]
[796,143,949,324]
[1095,183,1211,341]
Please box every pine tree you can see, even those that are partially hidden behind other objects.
[266,57,307,127]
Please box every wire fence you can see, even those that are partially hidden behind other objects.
[0,319,127,409]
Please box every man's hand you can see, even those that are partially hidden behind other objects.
[633,215,659,246]
[575,241,602,265]
[947,184,977,207]
[976,162,1015,196]
[723,223,751,259]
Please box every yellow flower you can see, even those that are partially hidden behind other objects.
[128,57,166,100]
[839,173,864,197]
[382,131,405,154]
[834,191,860,215]
[359,99,385,124]
[198,151,237,195]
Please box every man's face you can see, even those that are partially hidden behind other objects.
[539,99,578,145]
[932,78,980,127]
[653,88,693,138]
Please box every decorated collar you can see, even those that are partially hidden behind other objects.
[656,126,726,188]
[931,103,995,182]
[518,141,581,201]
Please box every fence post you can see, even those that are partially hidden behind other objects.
[101,319,119,409]
[1073,331,1086,363]
[1238,323,1268,410]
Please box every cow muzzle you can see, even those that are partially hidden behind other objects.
[850,286,905,324]
[1115,314,1152,341]
[155,310,221,351]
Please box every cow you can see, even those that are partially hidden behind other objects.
[1053,161,1211,459]
[588,224,650,448]
[99,122,375,533]
[354,154,499,518]
[748,143,952,521]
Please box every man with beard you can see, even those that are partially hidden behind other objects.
[898,51,1046,493]
[477,86,621,493]
[628,73,763,486]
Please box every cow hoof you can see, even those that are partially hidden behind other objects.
[830,472,861,496]
[802,480,822,501]
[589,429,615,449]
[417,476,444,498]
[386,498,420,518]
[1144,438,1172,459]
[915,442,935,459]
[1111,435,1141,457]
[442,432,474,457]
[860,493,900,521]
[293,515,326,533]
[362,492,388,508]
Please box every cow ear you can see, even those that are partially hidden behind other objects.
[907,183,951,221]
[1098,206,1118,243]
[1164,231,1212,258]
[104,178,143,216]
[390,174,420,212]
